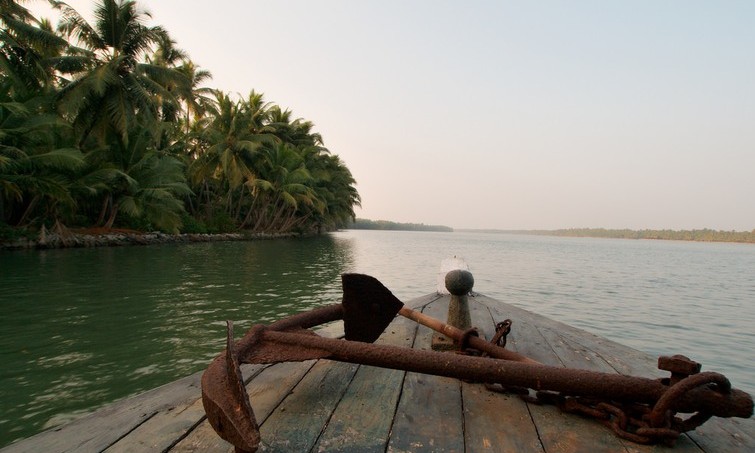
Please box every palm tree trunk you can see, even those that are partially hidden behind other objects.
[252,198,272,232]
[234,188,246,223]
[185,193,195,215]
[280,209,301,232]
[96,195,111,226]
[16,195,40,226]
[241,188,259,228]
[226,191,234,215]
[268,202,288,232]
[104,202,119,229]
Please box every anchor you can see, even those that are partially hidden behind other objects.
[201,273,753,452]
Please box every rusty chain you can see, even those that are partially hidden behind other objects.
[201,274,754,452]
[474,321,736,446]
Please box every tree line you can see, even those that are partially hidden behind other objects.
[1,0,360,238]
[348,218,453,232]
[504,228,755,244]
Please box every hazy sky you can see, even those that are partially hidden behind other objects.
[29,1,755,230]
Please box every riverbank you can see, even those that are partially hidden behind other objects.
[0,227,295,251]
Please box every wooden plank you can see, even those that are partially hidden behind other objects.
[312,315,417,452]
[536,327,618,374]
[542,327,704,452]
[256,360,359,452]
[506,319,564,367]
[501,301,752,452]
[104,398,206,453]
[405,292,443,310]
[387,296,464,453]
[486,298,711,452]
[556,327,663,378]
[463,297,545,452]
[103,364,267,453]
[463,386,545,452]
[686,416,755,453]
[482,300,633,452]
[171,361,316,452]
[1,372,203,453]
[315,320,345,339]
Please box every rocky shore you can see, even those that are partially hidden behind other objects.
[1,228,295,251]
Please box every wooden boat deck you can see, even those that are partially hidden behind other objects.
[3,293,753,452]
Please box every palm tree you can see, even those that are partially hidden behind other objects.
[320,154,360,227]
[82,126,190,231]
[175,60,213,132]
[266,106,322,148]
[300,150,360,232]
[0,94,84,225]
[248,143,316,233]
[53,0,184,147]
[189,90,281,221]
[1,3,85,226]
[1,0,71,97]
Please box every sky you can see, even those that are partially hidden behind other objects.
[27,1,755,231]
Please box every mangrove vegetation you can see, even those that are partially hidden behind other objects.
[0,0,360,240]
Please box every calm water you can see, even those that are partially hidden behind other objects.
[1,230,754,447]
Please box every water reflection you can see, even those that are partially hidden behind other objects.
[2,231,754,448]
[0,235,354,447]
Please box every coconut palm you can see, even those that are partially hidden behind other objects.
[53,0,184,147]
[1,0,72,97]
[300,149,360,232]
[0,1,84,226]
[247,143,317,232]
[82,126,190,231]
[0,94,84,225]
[175,60,213,132]
[189,90,281,220]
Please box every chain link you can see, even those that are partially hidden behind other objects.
[461,320,735,445]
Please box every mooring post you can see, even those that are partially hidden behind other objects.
[432,269,475,350]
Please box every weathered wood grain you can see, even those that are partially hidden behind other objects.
[4,292,752,453]
[1,371,203,453]
[463,298,544,452]
[487,298,705,452]
[312,316,417,452]
[256,360,359,452]
[405,292,443,310]
[387,298,464,453]
[171,361,316,452]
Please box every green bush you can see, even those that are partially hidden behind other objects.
[0,223,34,242]
[205,210,236,234]
[180,214,208,234]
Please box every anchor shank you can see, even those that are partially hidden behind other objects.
[261,329,754,419]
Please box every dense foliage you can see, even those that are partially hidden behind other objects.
[348,218,453,232]
[0,0,360,235]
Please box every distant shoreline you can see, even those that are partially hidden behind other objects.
[454,228,755,244]
[5,225,753,250]
[347,219,453,232]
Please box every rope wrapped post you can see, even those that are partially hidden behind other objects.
[433,269,475,350]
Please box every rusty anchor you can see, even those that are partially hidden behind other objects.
[201,273,754,452]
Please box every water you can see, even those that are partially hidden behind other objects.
[1,230,753,447]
